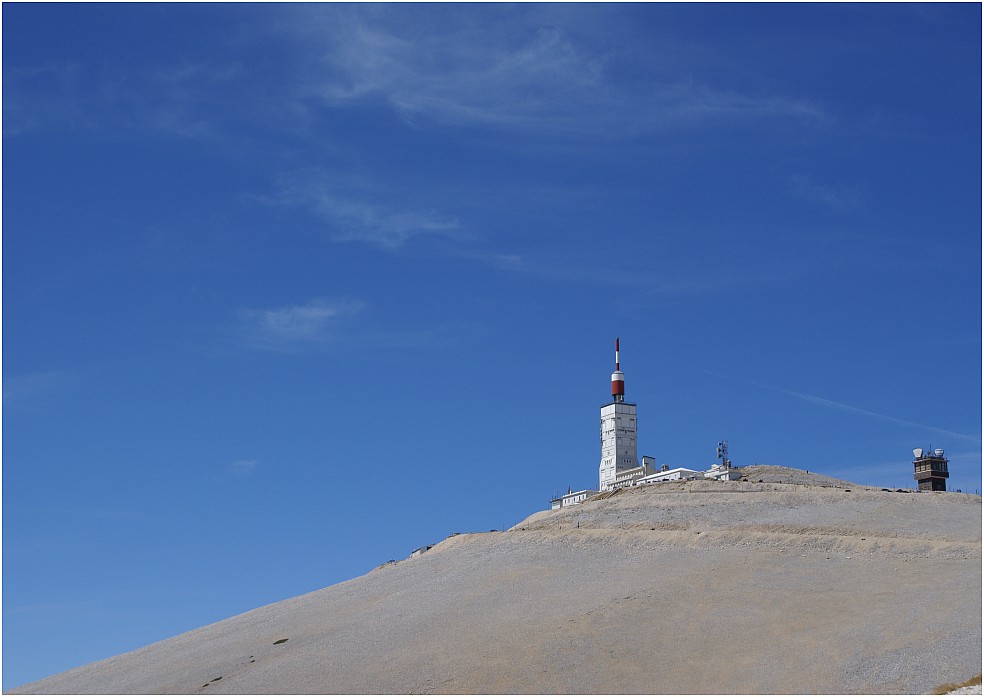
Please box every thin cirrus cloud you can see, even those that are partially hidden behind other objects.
[261,173,462,250]
[3,57,243,139]
[2,370,80,411]
[316,24,604,129]
[286,8,826,135]
[300,192,460,249]
[5,9,826,140]
[232,299,488,355]
[228,459,257,476]
[236,298,365,352]
[789,174,862,212]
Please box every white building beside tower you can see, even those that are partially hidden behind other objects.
[599,338,649,491]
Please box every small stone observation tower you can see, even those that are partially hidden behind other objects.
[912,447,949,491]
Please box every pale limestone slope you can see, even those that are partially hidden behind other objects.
[10,477,982,695]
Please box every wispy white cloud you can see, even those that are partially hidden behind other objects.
[261,171,462,249]
[32,506,164,524]
[2,370,78,411]
[3,56,243,138]
[308,195,460,249]
[315,24,606,129]
[236,298,365,352]
[228,459,257,476]
[284,8,826,136]
[6,9,827,142]
[3,61,88,136]
[790,174,862,211]
[140,59,245,138]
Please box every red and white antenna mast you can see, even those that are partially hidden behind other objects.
[611,337,625,402]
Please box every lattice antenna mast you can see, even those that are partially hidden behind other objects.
[716,441,731,468]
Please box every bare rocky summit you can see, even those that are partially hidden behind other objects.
[736,463,862,487]
[10,468,981,695]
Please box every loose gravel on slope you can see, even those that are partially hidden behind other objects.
[11,479,981,695]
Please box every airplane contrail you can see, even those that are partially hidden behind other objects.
[706,370,982,444]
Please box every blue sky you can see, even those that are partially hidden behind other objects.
[3,3,981,688]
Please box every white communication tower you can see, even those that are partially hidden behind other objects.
[599,338,639,491]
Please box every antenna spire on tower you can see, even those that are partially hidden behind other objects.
[611,337,625,402]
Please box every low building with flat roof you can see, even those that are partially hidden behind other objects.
[638,467,704,484]
[551,488,600,509]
